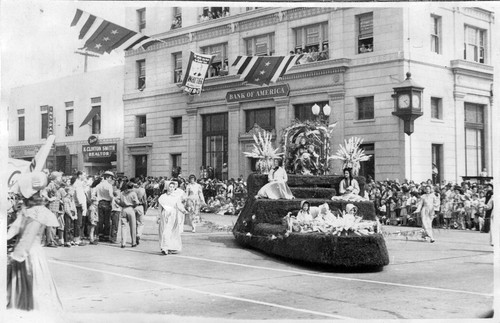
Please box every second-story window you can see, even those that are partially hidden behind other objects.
[357,13,373,54]
[172,117,182,135]
[464,25,486,64]
[137,115,146,138]
[431,97,443,120]
[91,97,101,135]
[137,59,146,90]
[246,34,275,56]
[430,15,441,54]
[294,23,328,57]
[18,109,25,141]
[202,43,228,78]
[137,8,146,32]
[65,101,74,137]
[173,53,182,83]
[357,96,374,120]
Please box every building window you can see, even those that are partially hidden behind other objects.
[246,34,275,56]
[246,108,275,132]
[357,96,374,120]
[203,113,228,179]
[432,144,443,184]
[172,117,182,135]
[464,25,486,64]
[430,15,441,54]
[357,13,373,53]
[200,7,229,21]
[171,7,182,29]
[137,60,146,90]
[431,97,442,120]
[202,43,228,78]
[294,23,328,56]
[464,103,485,176]
[173,53,182,83]
[66,109,74,136]
[18,116,25,141]
[91,106,101,134]
[135,155,148,178]
[171,154,181,170]
[137,8,146,32]
[137,115,146,138]
[359,143,375,181]
[294,101,329,122]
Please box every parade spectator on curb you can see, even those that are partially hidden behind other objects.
[7,171,63,311]
[157,181,187,255]
[132,177,147,245]
[95,171,115,242]
[185,174,205,233]
[46,171,65,247]
[71,171,87,246]
[111,186,122,245]
[119,182,139,248]
[413,185,439,243]
[483,184,493,238]
[62,185,77,247]
[256,158,294,200]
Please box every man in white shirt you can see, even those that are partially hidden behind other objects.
[95,171,115,242]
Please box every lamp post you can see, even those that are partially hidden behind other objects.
[311,103,331,125]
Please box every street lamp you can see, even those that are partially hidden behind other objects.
[311,103,331,125]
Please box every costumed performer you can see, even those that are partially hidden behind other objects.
[7,171,63,311]
[185,174,206,233]
[157,181,187,255]
[256,158,294,200]
[413,185,439,243]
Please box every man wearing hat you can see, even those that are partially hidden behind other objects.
[95,171,115,242]
[43,171,64,247]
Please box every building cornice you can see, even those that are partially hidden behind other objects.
[450,60,494,81]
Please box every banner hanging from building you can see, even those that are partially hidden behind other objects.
[181,51,214,95]
[232,54,303,86]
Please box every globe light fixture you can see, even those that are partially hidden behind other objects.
[323,104,331,117]
[311,103,321,116]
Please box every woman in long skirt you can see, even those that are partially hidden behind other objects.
[119,182,139,248]
[185,174,205,233]
[413,185,440,243]
[157,181,187,255]
[256,158,294,200]
[7,172,63,311]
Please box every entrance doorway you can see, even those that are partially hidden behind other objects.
[135,155,148,177]
[202,113,228,180]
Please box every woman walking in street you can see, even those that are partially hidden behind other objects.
[119,182,139,248]
[413,185,440,243]
[157,181,187,255]
[185,174,205,233]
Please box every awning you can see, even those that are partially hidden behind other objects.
[79,106,100,127]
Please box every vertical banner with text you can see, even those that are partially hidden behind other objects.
[47,106,54,135]
[181,51,214,95]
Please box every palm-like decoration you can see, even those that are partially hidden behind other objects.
[328,137,371,176]
[243,130,282,174]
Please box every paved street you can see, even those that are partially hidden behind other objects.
[12,209,496,322]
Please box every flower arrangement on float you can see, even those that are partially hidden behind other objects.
[328,137,371,176]
[243,131,282,174]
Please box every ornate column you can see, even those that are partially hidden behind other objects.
[227,102,241,179]
[327,87,345,174]
[453,91,466,182]
[186,107,200,176]
[273,97,290,138]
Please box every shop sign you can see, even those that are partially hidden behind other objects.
[82,143,117,162]
[88,135,99,145]
[226,84,289,103]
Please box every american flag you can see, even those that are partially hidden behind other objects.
[232,55,303,86]
[70,9,159,55]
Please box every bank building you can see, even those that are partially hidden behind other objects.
[8,5,496,183]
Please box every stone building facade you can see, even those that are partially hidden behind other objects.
[121,5,495,183]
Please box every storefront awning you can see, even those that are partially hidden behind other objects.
[79,106,100,127]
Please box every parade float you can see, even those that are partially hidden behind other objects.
[233,121,389,269]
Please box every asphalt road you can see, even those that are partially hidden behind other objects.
[8,209,497,322]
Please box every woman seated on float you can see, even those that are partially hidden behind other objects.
[255,158,294,200]
[338,167,360,196]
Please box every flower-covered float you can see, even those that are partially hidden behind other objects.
[233,122,389,269]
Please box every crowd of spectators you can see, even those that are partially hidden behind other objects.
[292,44,329,65]
[199,9,230,22]
[364,177,494,234]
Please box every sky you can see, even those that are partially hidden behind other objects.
[0,0,128,108]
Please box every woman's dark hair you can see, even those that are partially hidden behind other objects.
[485,190,493,204]
[189,174,196,181]
[70,175,77,186]
[90,177,102,188]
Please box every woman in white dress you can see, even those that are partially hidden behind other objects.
[413,185,440,243]
[256,158,294,200]
[185,175,205,233]
[7,171,63,311]
[157,181,187,255]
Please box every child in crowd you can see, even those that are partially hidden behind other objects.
[87,196,99,244]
